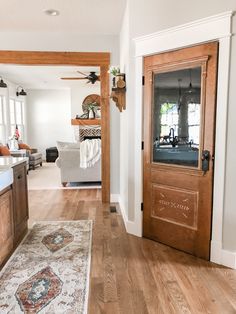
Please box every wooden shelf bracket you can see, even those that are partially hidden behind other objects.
[110,88,126,112]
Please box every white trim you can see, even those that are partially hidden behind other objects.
[132,12,234,267]
[134,11,233,57]
[211,241,236,269]
[119,196,141,237]
[110,194,120,203]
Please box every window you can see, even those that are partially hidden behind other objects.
[9,98,25,141]
[0,96,7,144]
[160,102,179,138]
[188,103,200,145]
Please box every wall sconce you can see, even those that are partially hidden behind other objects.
[16,86,27,96]
[110,73,126,112]
[0,76,7,88]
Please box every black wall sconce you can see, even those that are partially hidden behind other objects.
[0,76,7,88]
[16,86,27,96]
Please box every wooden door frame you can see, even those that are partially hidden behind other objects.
[143,43,218,260]
[132,12,234,267]
[0,50,110,202]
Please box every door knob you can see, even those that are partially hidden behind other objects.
[201,150,210,172]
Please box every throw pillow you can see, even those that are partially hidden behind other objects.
[19,143,31,151]
[0,145,11,156]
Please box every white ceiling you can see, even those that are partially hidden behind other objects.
[0,65,100,89]
[0,0,126,34]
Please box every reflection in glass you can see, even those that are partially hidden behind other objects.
[153,67,201,167]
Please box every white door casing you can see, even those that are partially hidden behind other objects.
[132,11,235,268]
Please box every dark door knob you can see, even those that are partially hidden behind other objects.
[201,150,210,172]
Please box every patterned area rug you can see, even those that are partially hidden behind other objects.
[0,221,92,313]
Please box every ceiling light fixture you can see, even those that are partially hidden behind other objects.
[0,76,7,88]
[44,9,60,16]
[186,69,196,94]
[16,86,27,97]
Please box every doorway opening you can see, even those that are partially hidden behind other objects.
[0,50,110,203]
[143,42,218,260]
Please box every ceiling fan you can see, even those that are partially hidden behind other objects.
[61,71,100,84]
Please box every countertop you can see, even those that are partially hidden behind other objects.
[0,168,13,192]
[0,156,28,169]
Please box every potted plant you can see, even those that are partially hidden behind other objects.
[85,102,98,119]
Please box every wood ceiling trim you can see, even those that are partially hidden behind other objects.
[0,51,110,66]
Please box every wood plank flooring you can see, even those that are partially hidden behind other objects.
[28,189,236,314]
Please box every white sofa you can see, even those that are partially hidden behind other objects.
[55,142,101,186]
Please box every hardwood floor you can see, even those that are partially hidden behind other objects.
[28,189,236,314]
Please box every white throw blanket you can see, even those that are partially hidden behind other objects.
[80,139,101,168]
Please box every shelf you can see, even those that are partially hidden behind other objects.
[71,118,101,126]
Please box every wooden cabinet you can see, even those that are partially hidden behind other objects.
[12,162,29,246]
[0,187,14,266]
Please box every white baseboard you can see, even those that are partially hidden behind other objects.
[114,199,236,268]
[211,240,236,269]
[118,197,142,237]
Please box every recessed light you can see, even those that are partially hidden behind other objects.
[44,9,60,16]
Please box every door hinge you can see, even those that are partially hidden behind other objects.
[141,202,143,211]
[142,76,145,86]
[141,141,144,150]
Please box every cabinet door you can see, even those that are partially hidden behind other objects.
[0,188,14,266]
[13,162,29,245]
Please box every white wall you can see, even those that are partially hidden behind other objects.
[129,0,236,38]
[26,89,73,159]
[119,1,236,251]
[70,83,100,117]
[0,32,120,194]
[119,2,130,219]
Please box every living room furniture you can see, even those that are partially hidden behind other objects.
[46,146,58,162]
[10,149,29,172]
[29,149,43,170]
[56,142,101,186]
[10,149,27,157]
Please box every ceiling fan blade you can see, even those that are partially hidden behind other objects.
[77,70,88,77]
[60,77,87,80]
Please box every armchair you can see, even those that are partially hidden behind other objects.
[28,149,43,170]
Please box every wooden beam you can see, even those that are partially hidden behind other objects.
[0,50,110,203]
[0,51,110,66]
[100,65,110,203]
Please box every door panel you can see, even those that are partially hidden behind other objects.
[143,42,218,260]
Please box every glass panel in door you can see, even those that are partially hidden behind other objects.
[153,67,201,167]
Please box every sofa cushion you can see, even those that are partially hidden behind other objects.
[0,145,11,156]
[57,141,80,151]
[29,152,42,161]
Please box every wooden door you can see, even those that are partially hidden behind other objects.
[143,42,218,260]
